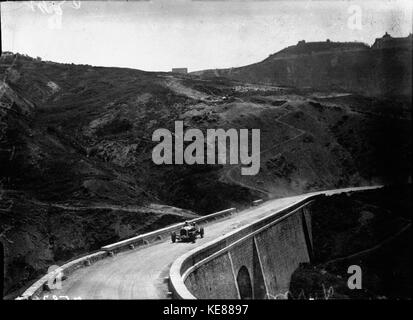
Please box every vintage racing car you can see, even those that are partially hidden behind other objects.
[171,222,204,243]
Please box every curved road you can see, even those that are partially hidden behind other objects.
[42,186,379,299]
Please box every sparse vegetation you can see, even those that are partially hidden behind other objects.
[0,53,411,297]
[289,186,412,299]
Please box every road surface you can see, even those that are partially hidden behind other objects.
[41,186,379,299]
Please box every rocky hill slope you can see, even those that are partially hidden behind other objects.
[192,41,412,97]
[289,185,412,299]
[0,52,411,297]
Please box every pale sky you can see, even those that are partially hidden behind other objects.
[1,0,412,72]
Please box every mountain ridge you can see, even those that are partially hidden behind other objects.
[191,35,412,97]
[0,47,411,297]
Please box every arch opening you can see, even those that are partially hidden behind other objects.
[0,241,4,300]
[236,266,252,299]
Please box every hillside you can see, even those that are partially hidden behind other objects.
[192,41,412,97]
[0,52,411,297]
[289,185,412,299]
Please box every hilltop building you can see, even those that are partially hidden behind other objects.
[372,32,412,49]
[294,39,368,53]
[171,68,188,74]
[268,39,369,59]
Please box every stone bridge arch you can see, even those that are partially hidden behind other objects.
[236,266,252,299]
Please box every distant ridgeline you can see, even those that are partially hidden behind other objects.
[372,32,412,50]
[268,39,369,59]
[193,33,412,97]
[268,33,412,58]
